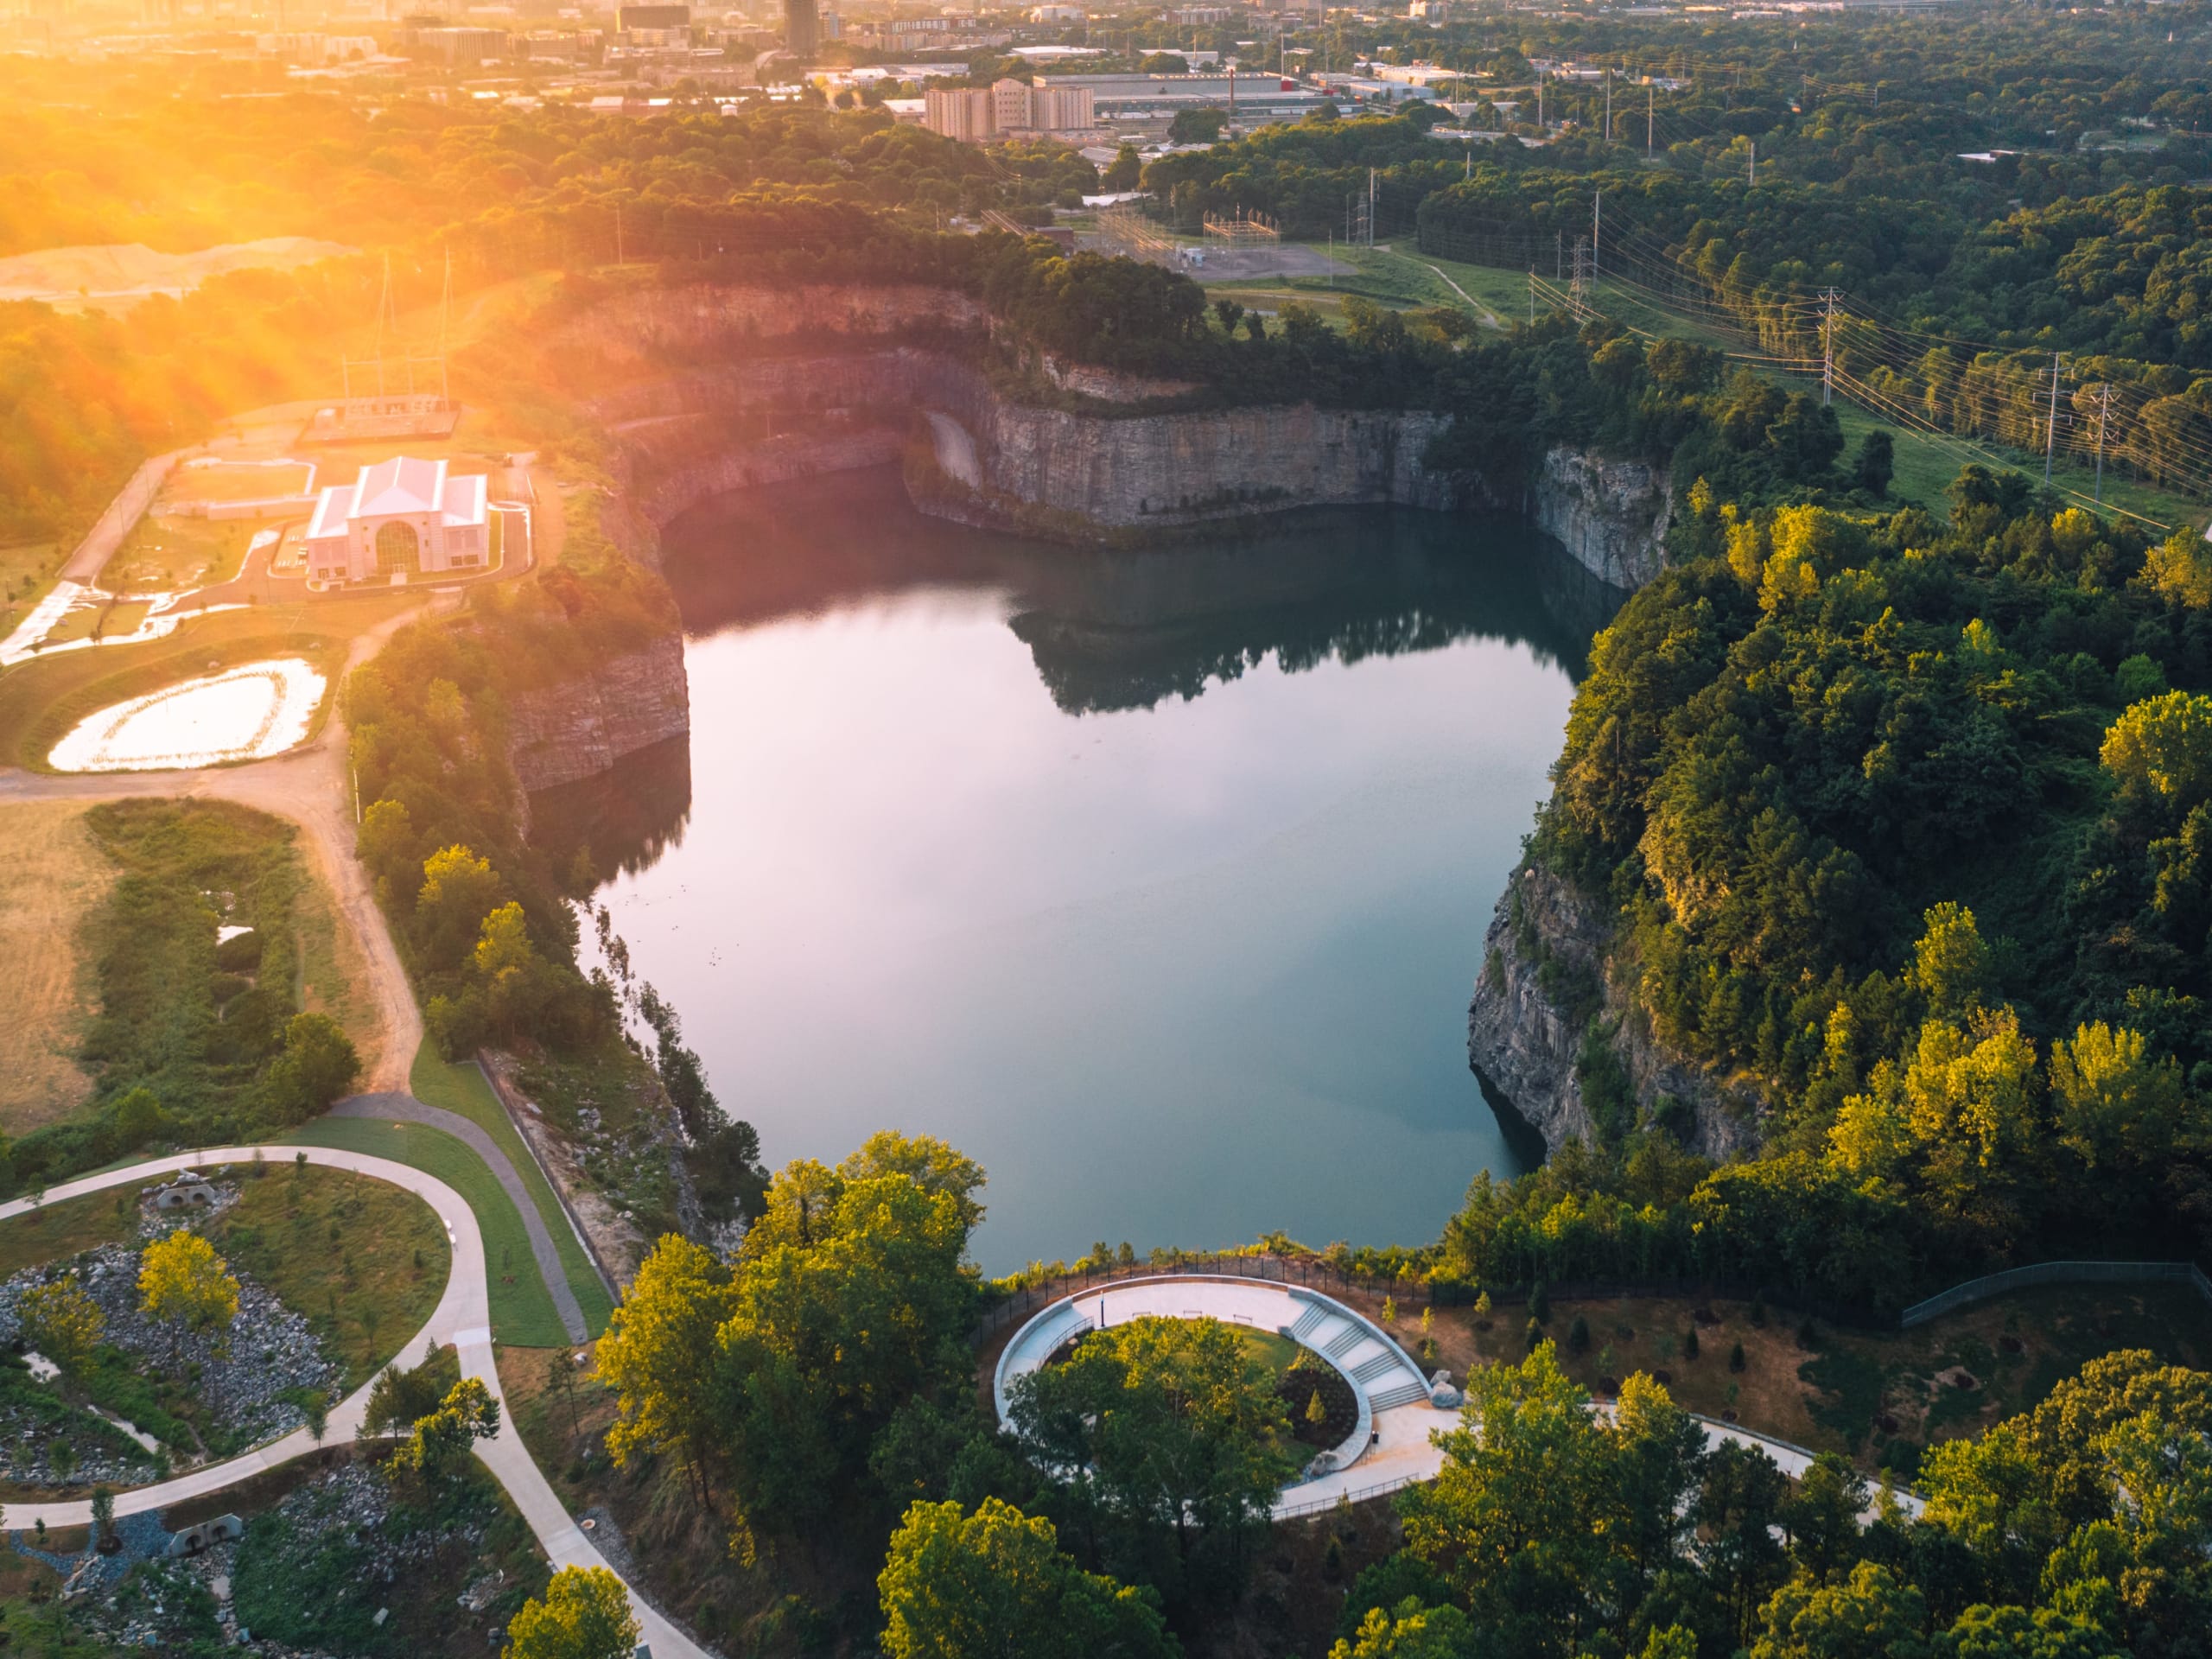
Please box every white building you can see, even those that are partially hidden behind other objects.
[303,457,491,586]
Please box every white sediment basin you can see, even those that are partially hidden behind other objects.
[49,657,326,772]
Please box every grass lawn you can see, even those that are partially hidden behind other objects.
[212,1161,452,1389]
[0,591,411,770]
[0,803,112,1132]
[278,1115,575,1350]
[0,1187,137,1277]
[159,460,313,506]
[40,597,151,646]
[104,515,260,594]
[1237,1326,1302,1376]
[410,1042,614,1337]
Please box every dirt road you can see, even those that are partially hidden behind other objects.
[0,597,444,1091]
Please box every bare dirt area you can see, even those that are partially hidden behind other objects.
[0,800,113,1128]
[1191,243,1356,283]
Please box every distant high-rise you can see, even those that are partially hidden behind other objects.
[784,0,817,59]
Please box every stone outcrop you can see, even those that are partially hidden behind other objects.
[1469,863,1763,1162]
[1529,446,1674,589]
[506,632,690,796]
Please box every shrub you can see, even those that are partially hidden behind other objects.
[1567,1315,1591,1356]
[1684,1328,1700,1361]
[1729,1341,1747,1373]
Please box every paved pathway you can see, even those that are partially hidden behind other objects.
[0,1146,702,1659]
[995,1276,1924,1522]
[332,1091,588,1343]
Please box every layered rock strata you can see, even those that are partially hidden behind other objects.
[1468,864,1763,1161]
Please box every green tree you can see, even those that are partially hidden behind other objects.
[1103,144,1142,191]
[1783,1452,1869,1580]
[416,844,504,968]
[594,1235,735,1505]
[1167,107,1227,143]
[1751,1561,1929,1659]
[710,1151,982,1542]
[356,798,417,887]
[503,1566,639,1659]
[878,1497,1177,1659]
[138,1231,240,1334]
[1398,1343,1618,1653]
[395,1376,501,1483]
[1329,1596,1478,1659]
[2101,691,2212,811]
[17,1273,105,1374]
[264,1012,361,1124]
[1008,1315,1293,1583]
[2046,1023,2183,1172]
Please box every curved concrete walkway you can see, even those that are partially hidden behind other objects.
[994,1276,1459,1520]
[333,1091,588,1344]
[0,1147,702,1659]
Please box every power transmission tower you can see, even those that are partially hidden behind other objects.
[1592,188,1601,283]
[1368,167,1376,246]
[2093,382,2113,505]
[2044,351,2063,486]
[1569,235,1592,308]
[1820,286,1840,407]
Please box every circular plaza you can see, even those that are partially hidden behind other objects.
[992,1274,1463,1516]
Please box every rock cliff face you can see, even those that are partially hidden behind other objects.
[1469,864,1764,1161]
[917,401,1493,535]
[506,633,690,798]
[1529,446,1674,589]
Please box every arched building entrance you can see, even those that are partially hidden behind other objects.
[375,520,421,575]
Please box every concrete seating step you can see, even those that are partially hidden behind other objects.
[1325,1324,1365,1358]
[1369,1380,1432,1412]
[1351,1352,1402,1383]
[1288,1305,1328,1344]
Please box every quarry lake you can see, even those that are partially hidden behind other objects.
[543,467,1621,1273]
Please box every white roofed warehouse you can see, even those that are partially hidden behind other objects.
[302,455,490,588]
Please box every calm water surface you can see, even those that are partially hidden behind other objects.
[541,468,1620,1272]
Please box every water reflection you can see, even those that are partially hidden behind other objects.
[538,467,1624,1271]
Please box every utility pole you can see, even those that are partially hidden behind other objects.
[1648,83,1655,157]
[2094,382,2112,505]
[1537,70,1544,130]
[1555,229,1563,280]
[1604,68,1611,141]
[2044,350,2063,486]
[1749,139,1756,186]
[1368,166,1376,246]
[616,201,625,266]
[1592,188,1601,285]
[1820,286,1839,407]
[1529,267,1536,325]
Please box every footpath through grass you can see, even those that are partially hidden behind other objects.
[410,1042,613,1336]
[280,1115,575,1349]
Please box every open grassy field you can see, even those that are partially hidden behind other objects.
[280,1114,576,1350]
[0,589,413,770]
[0,537,59,618]
[215,1160,452,1389]
[0,803,112,1131]
[411,1043,614,1336]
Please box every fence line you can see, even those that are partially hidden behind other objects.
[1899,1260,2212,1328]
[1273,1471,1421,1522]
